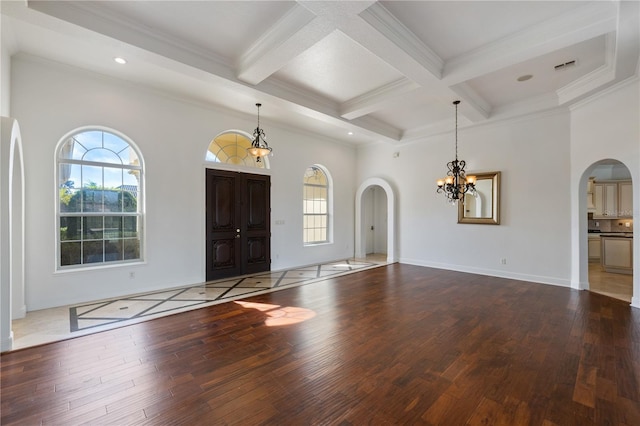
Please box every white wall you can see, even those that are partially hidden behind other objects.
[358,109,573,286]
[1,15,13,116]
[11,54,356,311]
[570,78,639,307]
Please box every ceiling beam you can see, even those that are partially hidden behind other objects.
[236,5,322,85]
[340,78,420,120]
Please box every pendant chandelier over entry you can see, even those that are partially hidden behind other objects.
[247,103,272,162]
[436,100,476,204]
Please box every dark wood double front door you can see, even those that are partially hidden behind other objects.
[205,169,270,281]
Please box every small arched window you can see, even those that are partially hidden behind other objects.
[303,165,332,244]
[56,129,143,269]
[206,131,268,169]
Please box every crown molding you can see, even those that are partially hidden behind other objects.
[569,73,639,112]
[27,0,235,77]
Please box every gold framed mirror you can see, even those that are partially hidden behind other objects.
[458,171,501,225]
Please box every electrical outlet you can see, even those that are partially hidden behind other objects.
[129,271,135,279]
[626,222,631,227]
[500,258,507,265]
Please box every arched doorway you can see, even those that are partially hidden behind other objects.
[579,159,634,303]
[355,178,396,263]
[1,117,26,352]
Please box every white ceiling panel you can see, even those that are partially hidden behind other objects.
[380,1,589,61]
[273,30,405,103]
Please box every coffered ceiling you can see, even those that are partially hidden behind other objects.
[2,1,638,146]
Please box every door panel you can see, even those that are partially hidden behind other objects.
[212,239,236,268]
[206,169,270,281]
[243,176,270,274]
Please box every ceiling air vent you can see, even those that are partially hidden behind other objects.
[554,60,577,71]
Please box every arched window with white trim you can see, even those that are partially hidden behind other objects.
[303,165,332,245]
[56,128,143,269]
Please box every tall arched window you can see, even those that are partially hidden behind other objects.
[206,131,268,169]
[303,165,332,244]
[56,129,143,269]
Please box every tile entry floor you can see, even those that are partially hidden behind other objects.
[10,256,387,350]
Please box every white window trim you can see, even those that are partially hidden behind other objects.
[54,126,146,272]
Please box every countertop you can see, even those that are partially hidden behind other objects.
[599,233,633,238]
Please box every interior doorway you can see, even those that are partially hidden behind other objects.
[363,186,388,256]
[583,159,634,303]
[205,169,270,281]
[1,117,26,352]
[355,177,396,263]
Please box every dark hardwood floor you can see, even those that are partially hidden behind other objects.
[1,264,639,425]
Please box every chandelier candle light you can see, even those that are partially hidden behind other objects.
[247,103,272,162]
[436,100,476,204]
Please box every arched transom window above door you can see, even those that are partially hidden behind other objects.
[206,131,268,169]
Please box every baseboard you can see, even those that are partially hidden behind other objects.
[1,331,14,353]
[399,258,572,288]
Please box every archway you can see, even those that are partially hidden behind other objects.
[577,159,634,304]
[355,178,396,263]
[1,117,26,352]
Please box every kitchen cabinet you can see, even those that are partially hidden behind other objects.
[587,178,595,211]
[618,180,633,218]
[593,182,617,218]
[601,236,633,274]
[593,181,631,219]
[588,235,601,262]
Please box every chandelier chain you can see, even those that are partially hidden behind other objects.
[454,100,459,161]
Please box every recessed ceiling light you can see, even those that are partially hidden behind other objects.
[517,74,533,82]
[114,57,127,65]
[348,131,353,135]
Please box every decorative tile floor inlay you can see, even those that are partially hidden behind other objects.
[69,259,378,332]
